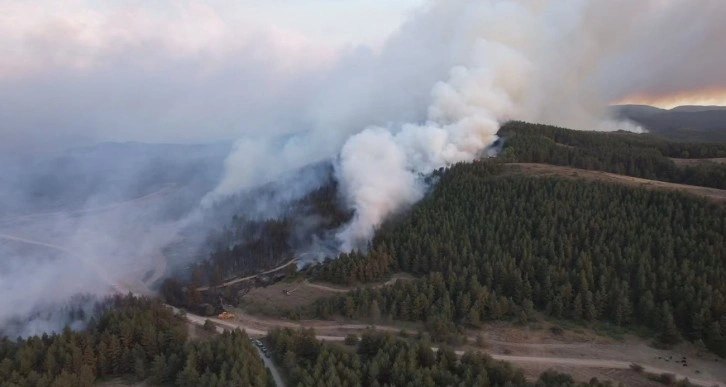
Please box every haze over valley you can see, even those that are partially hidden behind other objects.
[1,1,726,386]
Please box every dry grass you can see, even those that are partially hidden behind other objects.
[504,163,726,202]
[243,273,415,312]
[96,379,148,387]
[243,280,336,311]
[465,319,726,387]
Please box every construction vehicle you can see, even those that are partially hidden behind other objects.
[218,311,235,320]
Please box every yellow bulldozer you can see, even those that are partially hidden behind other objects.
[218,311,235,320]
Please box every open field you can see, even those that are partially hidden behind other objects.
[196,258,297,291]
[186,306,725,387]
[505,163,726,202]
[240,274,415,313]
[243,279,342,311]
[5,166,725,386]
[230,277,726,387]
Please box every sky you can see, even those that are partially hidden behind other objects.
[0,0,427,156]
[80,0,426,46]
[3,0,726,339]
[1,0,725,158]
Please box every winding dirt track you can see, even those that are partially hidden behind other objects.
[303,275,412,293]
[0,185,178,227]
[485,355,718,387]
[3,188,722,386]
[0,232,129,293]
[508,163,726,202]
[185,310,722,387]
[5,226,722,387]
[196,258,298,291]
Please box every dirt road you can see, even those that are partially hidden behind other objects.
[303,274,413,293]
[0,185,178,227]
[489,355,719,387]
[255,346,285,387]
[507,163,726,202]
[0,231,130,294]
[181,308,723,387]
[196,258,298,291]
[0,229,169,296]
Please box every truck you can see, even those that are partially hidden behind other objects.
[218,311,235,320]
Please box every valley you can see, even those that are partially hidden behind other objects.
[3,122,726,386]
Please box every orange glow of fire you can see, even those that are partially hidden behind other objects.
[615,89,726,109]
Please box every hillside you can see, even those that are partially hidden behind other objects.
[0,295,272,387]
[307,123,726,360]
[7,123,726,386]
[0,141,231,218]
[497,121,726,189]
[504,163,726,202]
[611,104,726,142]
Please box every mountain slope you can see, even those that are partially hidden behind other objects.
[611,104,726,142]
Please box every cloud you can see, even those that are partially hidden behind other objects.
[0,0,340,156]
[2,0,726,335]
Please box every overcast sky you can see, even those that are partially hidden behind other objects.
[0,0,429,156]
[1,0,725,158]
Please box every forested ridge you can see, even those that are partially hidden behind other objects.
[0,296,271,387]
[268,328,617,387]
[176,178,351,289]
[310,162,726,355]
[498,121,726,189]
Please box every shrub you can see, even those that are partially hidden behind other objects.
[344,334,359,346]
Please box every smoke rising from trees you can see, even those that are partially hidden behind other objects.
[2,0,726,335]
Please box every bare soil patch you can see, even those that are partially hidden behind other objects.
[465,321,725,387]
[96,379,148,387]
[242,273,415,312]
[243,279,338,311]
[184,305,725,387]
[304,273,416,293]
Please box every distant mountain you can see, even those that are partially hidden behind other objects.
[611,104,726,143]
[0,141,233,217]
[612,104,666,116]
[669,105,726,113]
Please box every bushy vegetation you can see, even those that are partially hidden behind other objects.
[311,161,726,355]
[0,295,271,387]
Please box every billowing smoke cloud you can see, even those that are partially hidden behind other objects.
[204,0,726,248]
[3,0,726,335]
[0,143,229,337]
[335,36,528,248]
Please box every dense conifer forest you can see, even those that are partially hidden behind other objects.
[268,328,617,387]
[310,159,726,355]
[498,122,726,189]
[174,178,352,289]
[4,123,726,386]
[0,296,271,387]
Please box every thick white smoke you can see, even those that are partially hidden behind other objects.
[208,0,726,251]
[336,38,531,249]
[3,0,726,337]
[332,0,609,249]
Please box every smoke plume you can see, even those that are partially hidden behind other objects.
[204,0,726,249]
[2,0,726,335]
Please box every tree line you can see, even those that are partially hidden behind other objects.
[268,327,623,387]
[175,178,351,289]
[309,161,726,355]
[0,295,271,387]
[498,121,726,189]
